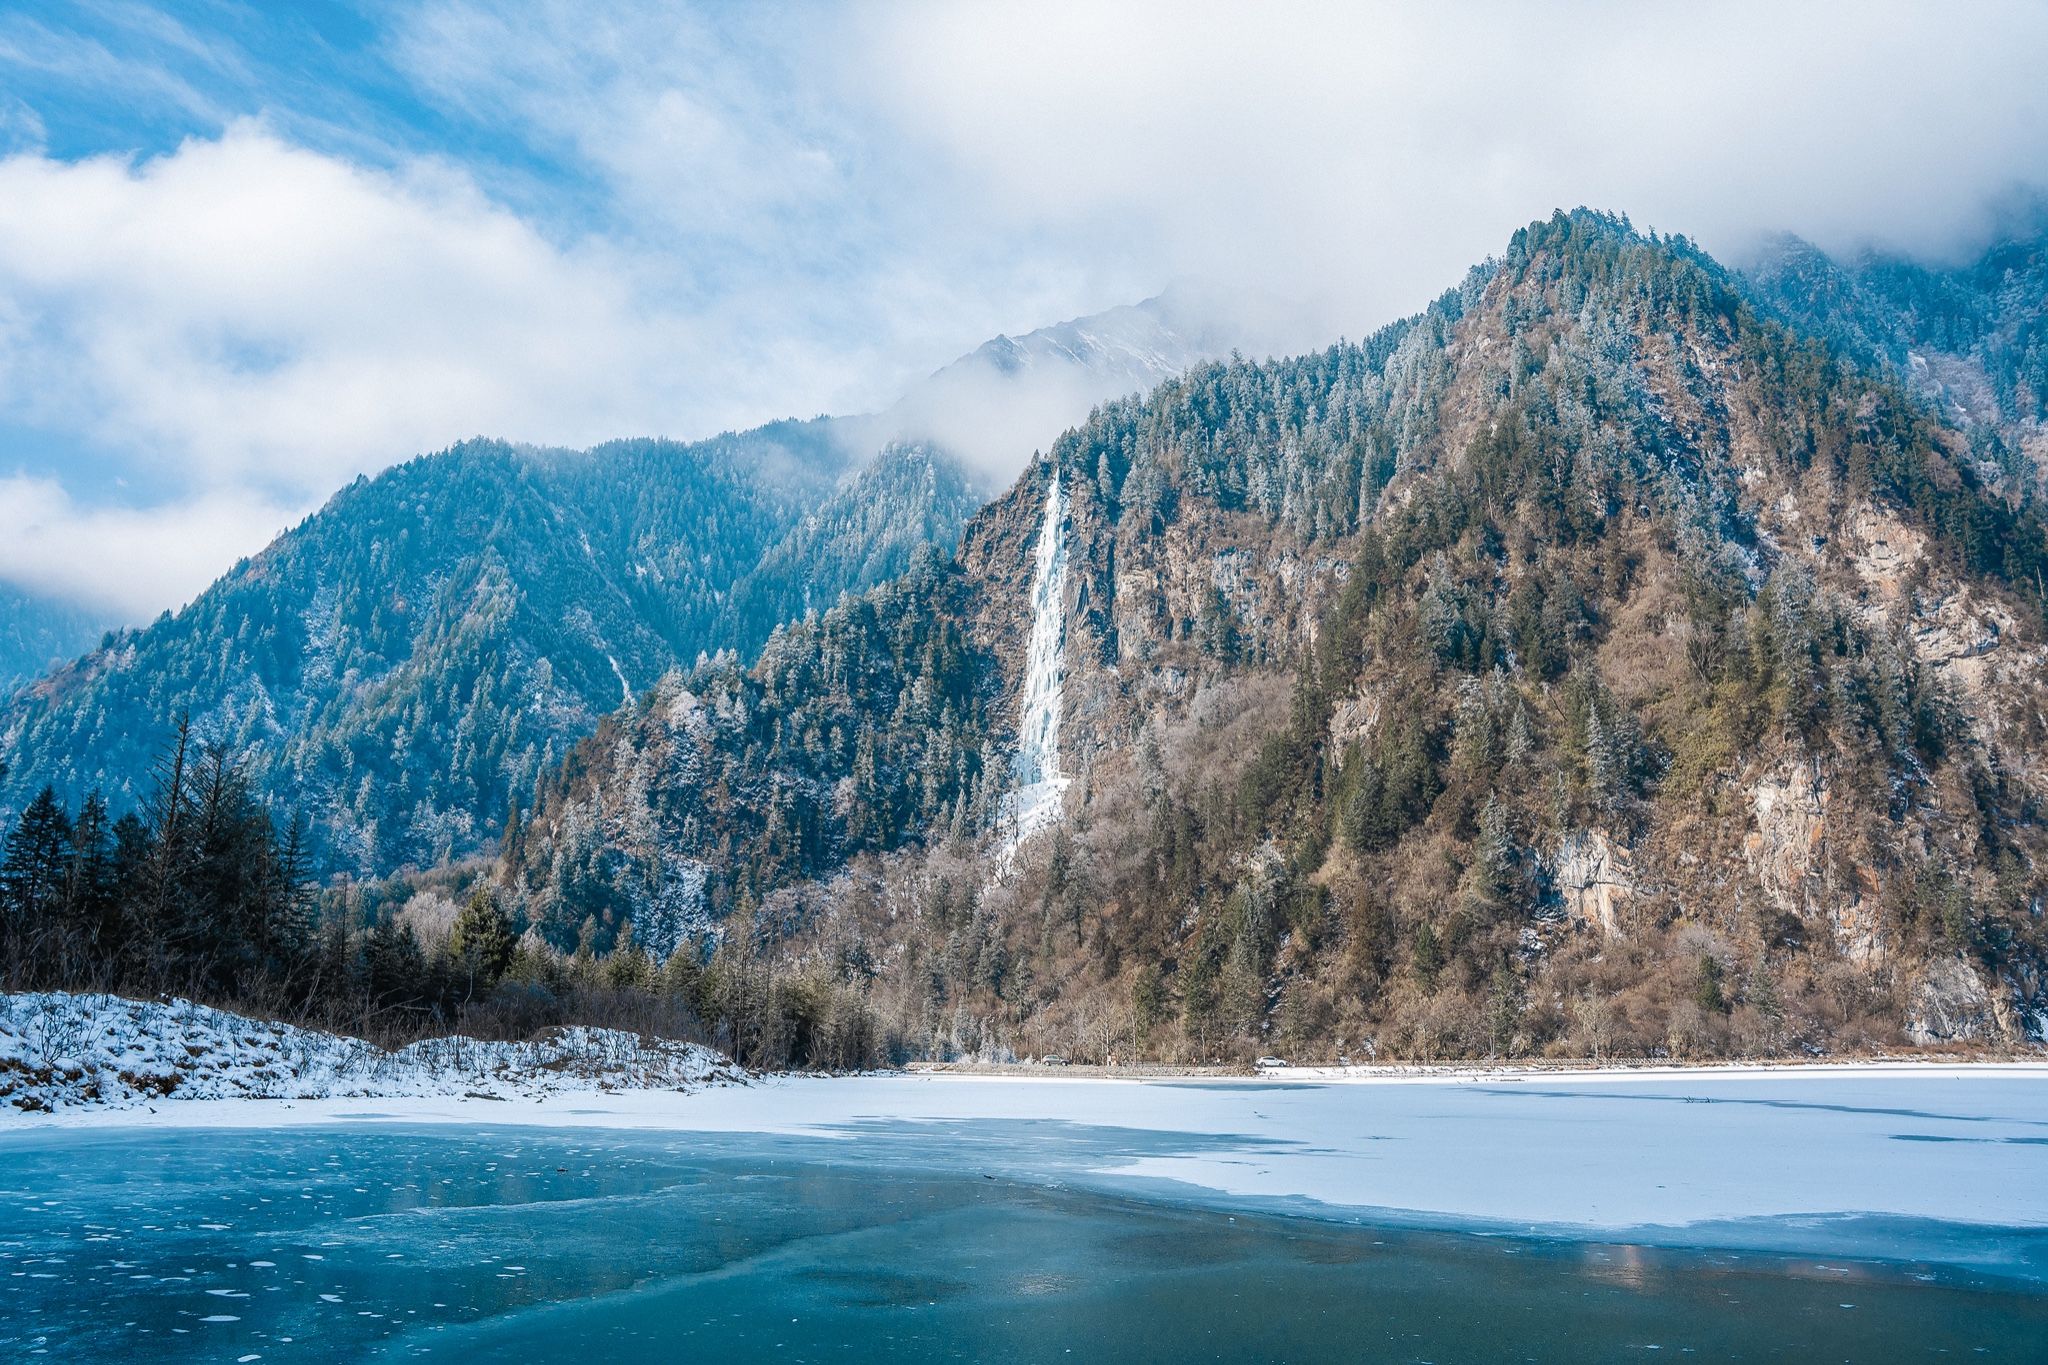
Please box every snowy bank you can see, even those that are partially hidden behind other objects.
[0,992,743,1113]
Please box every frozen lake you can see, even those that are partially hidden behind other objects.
[5,1068,2046,1360]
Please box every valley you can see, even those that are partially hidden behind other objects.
[6,212,2048,1073]
[7,8,2048,1360]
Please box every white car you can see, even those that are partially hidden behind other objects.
[1255,1056,1290,1069]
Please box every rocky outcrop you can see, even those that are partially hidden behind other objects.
[1327,690,1380,754]
[1743,758,1894,964]
[1830,866,1886,967]
[1845,508,2043,724]
[2002,959,2048,1045]
[1905,957,2006,1045]
[1744,757,1828,917]
[1550,830,1632,937]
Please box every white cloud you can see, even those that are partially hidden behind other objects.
[0,121,910,622]
[0,475,301,619]
[4,0,2048,625]
[390,2,849,241]
[845,0,2048,349]
[0,123,839,489]
[0,8,236,131]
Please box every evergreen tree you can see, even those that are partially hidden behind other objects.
[603,919,655,991]
[1695,953,1728,1013]
[1486,964,1522,1058]
[1,787,73,974]
[448,887,518,999]
[61,793,121,978]
[1460,797,1517,921]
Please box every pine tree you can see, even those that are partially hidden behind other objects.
[1584,701,1613,810]
[62,793,121,977]
[1486,964,1522,1058]
[1132,962,1165,1043]
[138,715,199,982]
[363,917,427,1009]
[268,811,314,969]
[604,919,655,990]
[1695,953,1728,1013]
[1419,555,1463,661]
[2,787,74,976]
[449,887,517,998]
[1411,920,1441,991]
[660,938,706,1015]
[1460,797,1517,920]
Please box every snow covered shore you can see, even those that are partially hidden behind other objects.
[0,992,743,1112]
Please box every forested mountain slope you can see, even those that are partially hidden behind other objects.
[1744,225,2048,496]
[719,443,993,641]
[0,427,861,875]
[0,292,1236,881]
[504,211,2048,1063]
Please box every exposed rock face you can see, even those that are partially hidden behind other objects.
[1906,956,2005,1045]
[1745,758,1829,917]
[1845,507,2044,725]
[1743,757,1893,963]
[2007,961,2048,1044]
[1845,509,1926,602]
[1551,830,1632,937]
[1327,691,1380,754]
[1831,866,1887,968]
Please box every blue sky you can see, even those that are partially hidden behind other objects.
[3,0,2047,618]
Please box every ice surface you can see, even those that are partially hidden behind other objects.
[5,1121,2042,1363]
[18,1063,2048,1248]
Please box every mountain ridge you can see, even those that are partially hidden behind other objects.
[0,294,1243,876]
[494,209,2048,1062]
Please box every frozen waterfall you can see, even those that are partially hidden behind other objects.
[1000,472,1071,850]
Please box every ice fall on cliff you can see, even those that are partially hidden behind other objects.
[1001,471,1071,849]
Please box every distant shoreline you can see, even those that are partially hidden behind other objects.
[10,1055,2047,1136]
[906,1056,2048,1082]
[6,987,2043,1130]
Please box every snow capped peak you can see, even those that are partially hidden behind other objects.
[857,292,1245,483]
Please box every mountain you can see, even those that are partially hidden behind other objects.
[0,588,109,695]
[0,428,851,874]
[843,290,1243,477]
[501,211,2048,1063]
[719,442,996,638]
[0,297,1239,877]
[1743,227,2048,494]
